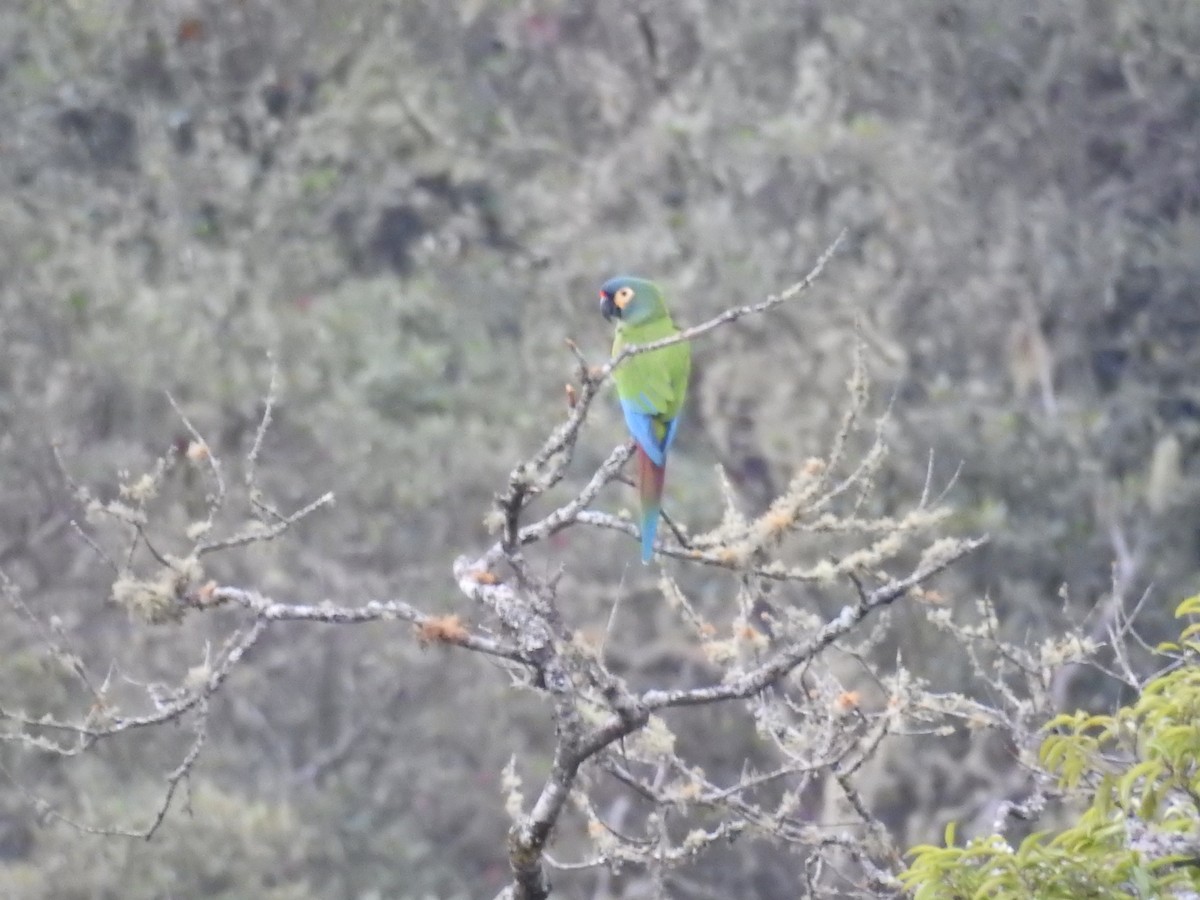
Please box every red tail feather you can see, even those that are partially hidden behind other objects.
[635,445,666,563]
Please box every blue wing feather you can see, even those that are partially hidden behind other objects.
[663,414,682,453]
[619,397,666,467]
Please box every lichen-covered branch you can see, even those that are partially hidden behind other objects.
[2,237,1003,900]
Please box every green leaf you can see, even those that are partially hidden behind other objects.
[973,872,1012,898]
[1130,864,1153,897]
[1138,784,1161,821]
[1119,760,1162,809]
[1044,711,1087,732]
[1017,830,1048,857]
[1179,623,1200,641]
[1174,593,1200,617]
[1040,734,1069,769]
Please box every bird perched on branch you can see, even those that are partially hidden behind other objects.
[599,276,691,563]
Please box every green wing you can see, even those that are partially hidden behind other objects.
[613,342,690,423]
[612,320,691,425]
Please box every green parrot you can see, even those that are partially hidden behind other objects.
[599,276,691,563]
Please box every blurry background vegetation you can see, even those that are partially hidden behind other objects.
[1,0,1198,897]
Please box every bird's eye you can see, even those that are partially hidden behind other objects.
[615,286,635,308]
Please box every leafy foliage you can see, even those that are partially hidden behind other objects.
[901,595,1200,899]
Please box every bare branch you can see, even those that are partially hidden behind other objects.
[605,230,847,370]
[245,353,278,488]
[210,585,528,664]
[166,392,226,517]
[642,537,987,710]
[196,491,334,556]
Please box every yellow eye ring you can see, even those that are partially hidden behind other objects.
[614,286,635,309]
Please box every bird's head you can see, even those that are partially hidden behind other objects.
[599,276,666,326]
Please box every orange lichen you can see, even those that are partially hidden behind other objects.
[470,569,499,585]
[834,691,862,712]
[801,457,826,477]
[565,383,578,409]
[573,628,604,652]
[415,615,469,647]
[671,781,701,800]
[186,440,210,462]
[735,623,768,649]
[762,509,793,533]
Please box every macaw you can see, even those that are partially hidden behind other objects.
[599,276,691,563]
